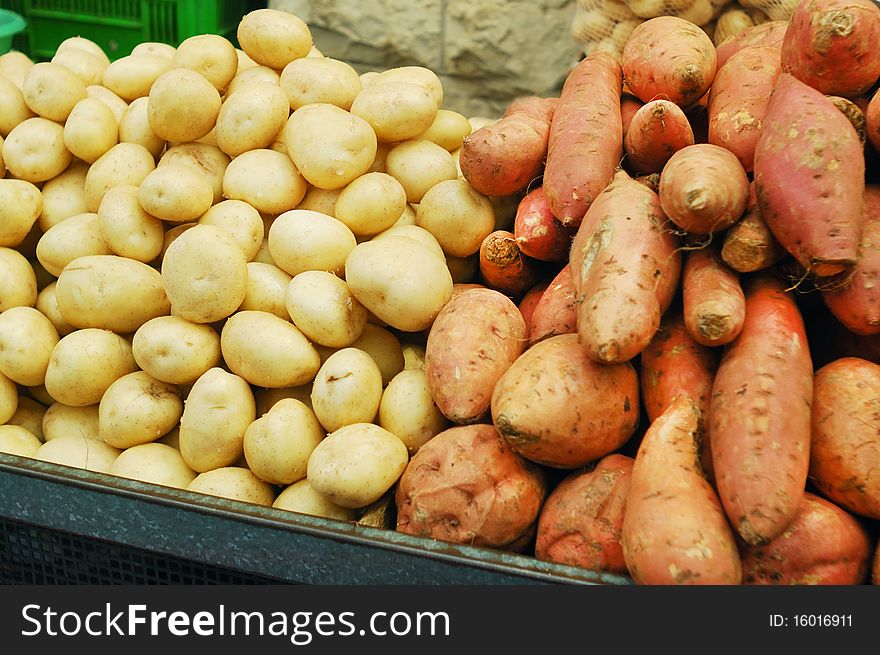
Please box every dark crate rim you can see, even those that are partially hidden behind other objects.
[0,453,632,586]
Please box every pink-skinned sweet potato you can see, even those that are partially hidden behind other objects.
[513,186,576,262]
[517,279,549,339]
[868,89,880,152]
[682,243,746,347]
[527,264,577,346]
[716,20,788,70]
[721,182,786,273]
[624,99,695,174]
[535,454,633,574]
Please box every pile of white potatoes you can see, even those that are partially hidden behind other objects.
[0,9,511,521]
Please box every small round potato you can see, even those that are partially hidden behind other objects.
[227,65,281,96]
[55,36,110,66]
[98,371,182,449]
[285,271,368,348]
[35,283,76,337]
[385,139,458,203]
[0,424,43,457]
[55,255,171,333]
[220,310,321,388]
[416,179,495,257]
[118,96,166,159]
[170,34,238,92]
[38,161,88,232]
[188,467,276,506]
[160,224,248,323]
[280,56,362,110]
[109,442,197,489]
[102,54,171,102]
[243,398,325,486]
[350,81,438,143]
[369,66,444,107]
[35,212,112,277]
[215,83,290,157]
[237,9,313,70]
[0,50,35,90]
[132,315,222,385]
[222,148,307,215]
[147,68,221,143]
[158,143,230,205]
[2,117,72,183]
[416,109,471,151]
[284,103,377,190]
[198,200,264,261]
[0,74,36,136]
[0,371,16,424]
[310,348,384,432]
[0,247,37,310]
[379,368,448,454]
[43,328,138,407]
[295,186,340,217]
[238,262,292,318]
[273,478,357,521]
[35,435,120,473]
[0,179,42,247]
[307,422,409,509]
[42,402,99,442]
[86,85,129,123]
[267,209,356,277]
[235,47,259,72]
[371,224,446,261]
[84,142,156,212]
[131,42,176,60]
[22,61,87,123]
[0,306,60,386]
[137,164,214,222]
[349,324,405,387]
[334,172,407,236]
[6,396,47,442]
[97,185,164,262]
[51,47,107,86]
[63,97,118,163]
[344,236,454,332]
[159,223,198,260]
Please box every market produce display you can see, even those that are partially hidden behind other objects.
[1,2,880,586]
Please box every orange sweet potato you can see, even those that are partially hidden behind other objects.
[810,356,880,519]
[874,542,880,584]
[868,89,880,152]
[740,492,873,585]
[624,99,695,174]
[517,280,549,339]
[395,423,547,549]
[622,394,742,585]
[721,182,786,273]
[827,95,868,146]
[683,244,746,347]
[716,20,788,70]
[491,333,639,469]
[459,96,557,197]
[622,16,717,109]
[527,264,577,346]
[478,229,541,297]
[569,168,681,364]
[781,0,880,98]
[535,454,633,574]
[710,274,813,545]
[620,93,645,139]
[425,287,526,424]
[543,51,623,227]
[754,73,865,278]
[513,186,576,262]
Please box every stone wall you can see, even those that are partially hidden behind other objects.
[268,0,582,118]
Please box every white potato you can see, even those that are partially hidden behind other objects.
[147,68,221,143]
[243,398,324,486]
[334,172,407,236]
[0,424,42,457]
[371,224,446,261]
[51,47,108,86]
[26,384,54,407]
[369,66,444,107]
[34,435,120,473]
[170,33,238,92]
[36,212,112,277]
[109,442,196,489]
[365,141,393,175]
[132,315,222,385]
[38,161,88,232]
[118,96,165,159]
[0,306,59,386]
[446,253,478,284]
[102,54,171,102]
[0,74,35,136]
[238,262,292,319]
[215,83,289,157]
[310,348,383,432]
[22,62,87,123]
[6,396,47,442]
[0,371,16,424]
[385,139,458,203]
[416,179,495,257]
[379,369,448,454]
[84,142,156,212]
[295,186,340,217]
[0,247,37,310]
[63,97,118,164]
[86,85,129,123]
[285,271,368,348]
[254,384,313,417]
[55,37,110,66]
[131,42,176,60]
[416,109,472,151]
[98,371,182,449]
[42,402,99,442]
[226,65,281,96]
[307,422,408,509]
[280,56,362,110]
[222,148,307,215]
[237,8,313,70]
[0,179,42,247]
[272,478,357,521]
[159,223,197,260]
[35,283,76,337]
[97,185,164,262]
[349,324,405,387]
[2,117,72,183]
[137,163,214,222]
[198,200,264,261]
[350,81,438,143]
[158,143,229,205]
[267,209,356,277]
[188,467,276,506]
[0,51,34,90]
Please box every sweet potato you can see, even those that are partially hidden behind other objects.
[620,93,645,139]
[543,51,623,227]
[740,492,873,585]
[512,186,576,262]
[710,274,813,545]
[868,89,880,152]
[425,287,526,424]
[810,356,880,519]
[569,168,681,364]
[828,95,868,146]
[716,20,788,70]
[822,185,880,335]
[535,454,633,574]
[683,244,746,347]
[527,264,577,346]
[395,423,547,549]
[624,100,695,174]
[753,73,865,278]
[459,96,557,197]
[622,394,742,585]
[491,333,639,469]
[622,16,717,109]
[781,0,880,98]
[721,182,786,273]
[517,280,548,339]
[707,46,782,172]
[659,143,750,235]
[478,229,541,297]
[874,542,880,585]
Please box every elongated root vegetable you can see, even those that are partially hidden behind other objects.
[624,100,694,174]
[622,395,742,585]
[828,96,867,147]
[721,182,787,273]
[620,93,645,139]
[543,50,623,227]
[822,186,880,335]
[754,74,865,278]
[868,90,880,152]
[710,274,813,546]
[715,20,789,70]
[659,144,749,236]
[570,169,681,364]
[517,280,548,339]
[527,264,577,346]
[459,96,557,197]
[707,46,781,172]
[513,187,575,262]
[683,244,746,347]
[622,16,717,109]
[479,229,541,297]
[781,0,880,98]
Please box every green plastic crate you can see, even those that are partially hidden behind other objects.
[0,8,25,53]
[0,0,250,60]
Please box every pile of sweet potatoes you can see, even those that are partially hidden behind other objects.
[393,0,880,585]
